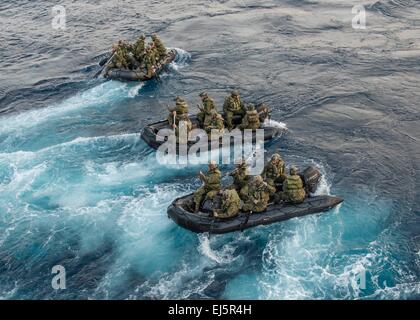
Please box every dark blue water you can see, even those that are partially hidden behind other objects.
[0,0,419,299]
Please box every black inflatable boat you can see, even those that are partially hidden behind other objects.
[167,166,343,234]
[98,49,177,81]
[141,113,284,151]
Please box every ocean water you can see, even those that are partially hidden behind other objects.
[0,0,419,299]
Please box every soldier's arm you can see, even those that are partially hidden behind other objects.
[298,177,304,189]
[205,173,217,184]
[217,119,224,129]
[267,184,276,195]
[223,98,229,110]
[210,99,216,110]
[200,172,207,183]
[209,172,222,184]
[261,166,267,179]
[225,204,236,218]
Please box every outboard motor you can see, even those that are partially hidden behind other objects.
[302,166,322,194]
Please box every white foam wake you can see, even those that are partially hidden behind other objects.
[198,233,237,264]
[263,119,287,130]
[169,48,192,71]
[0,80,143,135]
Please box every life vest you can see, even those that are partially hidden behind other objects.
[221,190,241,217]
[225,97,242,112]
[247,110,259,124]
[203,99,216,113]
[175,101,189,114]
[205,169,222,191]
[284,174,306,203]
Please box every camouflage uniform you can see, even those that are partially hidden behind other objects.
[168,97,189,126]
[238,104,261,130]
[228,161,249,199]
[149,43,159,64]
[242,176,276,213]
[279,167,306,204]
[223,90,246,130]
[204,110,225,137]
[120,40,136,69]
[151,34,167,61]
[197,92,217,127]
[262,153,286,188]
[214,189,241,219]
[133,35,146,63]
[144,48,155,78]
[174,113,192,144]
[193,163,222,212]
[121,40,133,53]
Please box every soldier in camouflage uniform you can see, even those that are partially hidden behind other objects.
[149,42,159,64]
[109,41,130,70]
[262,153,286,189]
[174,113,192,144]
[168,96,189,127]
[213,189,241,219]
[133,34,146,63]
[193,161,222,213]
[144,47,156,78]
[119,40,136,69]
[278,166,306,204]
[151,33,167,61]
[204,110,225,137]
[197,92,216,128]
[227,158,250,200]
[223,90,246,131]
[237,104,261,130]
[242,175,276,213]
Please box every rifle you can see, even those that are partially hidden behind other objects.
[225,168,239,177]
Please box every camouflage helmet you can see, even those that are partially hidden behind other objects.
[259,102,269,110]
[253,175,264,186]
[199,91,208,98]
[151,33,158,39]
[271,153,282,162]
[246,103,256,112]
[231,90,240,97]
[140,34,146,39]
[175,96,184,102]
[290,166,299,175]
